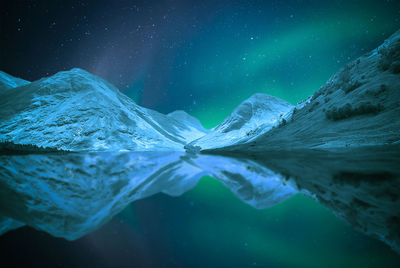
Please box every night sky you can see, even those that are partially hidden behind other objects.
[1,0,400,127]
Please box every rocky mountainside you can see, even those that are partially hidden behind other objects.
[206,30,400,152]
[0,68,208,151]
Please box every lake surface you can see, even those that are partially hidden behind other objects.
[0,146,399,267]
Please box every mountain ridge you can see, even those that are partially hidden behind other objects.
[1,29,399,152]
[0,68,208,151]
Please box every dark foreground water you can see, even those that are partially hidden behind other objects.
[0,146,399,267]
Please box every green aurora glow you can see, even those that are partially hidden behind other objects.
[128,2,399,128]
[117,176,400,267]
[117,4,400,264]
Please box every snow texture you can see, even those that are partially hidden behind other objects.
[0,69,208,151]
[190,93,293,150]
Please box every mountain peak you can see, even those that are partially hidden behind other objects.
[48,68,102,81]
[168,110,209,132]
[215,93,293,133]
[29,68,121,97]
[247,93,286,102]
[69,67,90,73]
[190,93,293,150]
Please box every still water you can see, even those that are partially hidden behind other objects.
[0,146,399,267]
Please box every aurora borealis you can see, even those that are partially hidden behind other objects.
[2,0,400,128]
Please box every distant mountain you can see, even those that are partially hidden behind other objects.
[168,110,209,133]
[0,71,29,90]
[206,29,400,152]
[167,110,210,142]
[190,93,293,150]
[0,69,208,151]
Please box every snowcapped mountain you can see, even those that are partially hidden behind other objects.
[206,30,400,152]
[0,68,208,151]
[189,93,293,150]
[2,30,399,153]
[0,71,29,90]
[168,110,209,137]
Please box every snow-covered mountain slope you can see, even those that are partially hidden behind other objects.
[190,93,293,150]
[0,68,208,151]
[168,110,210,138]
[0,71,30,90]
[207,29,400,152]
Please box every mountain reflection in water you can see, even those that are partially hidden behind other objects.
[0,146,399,265]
